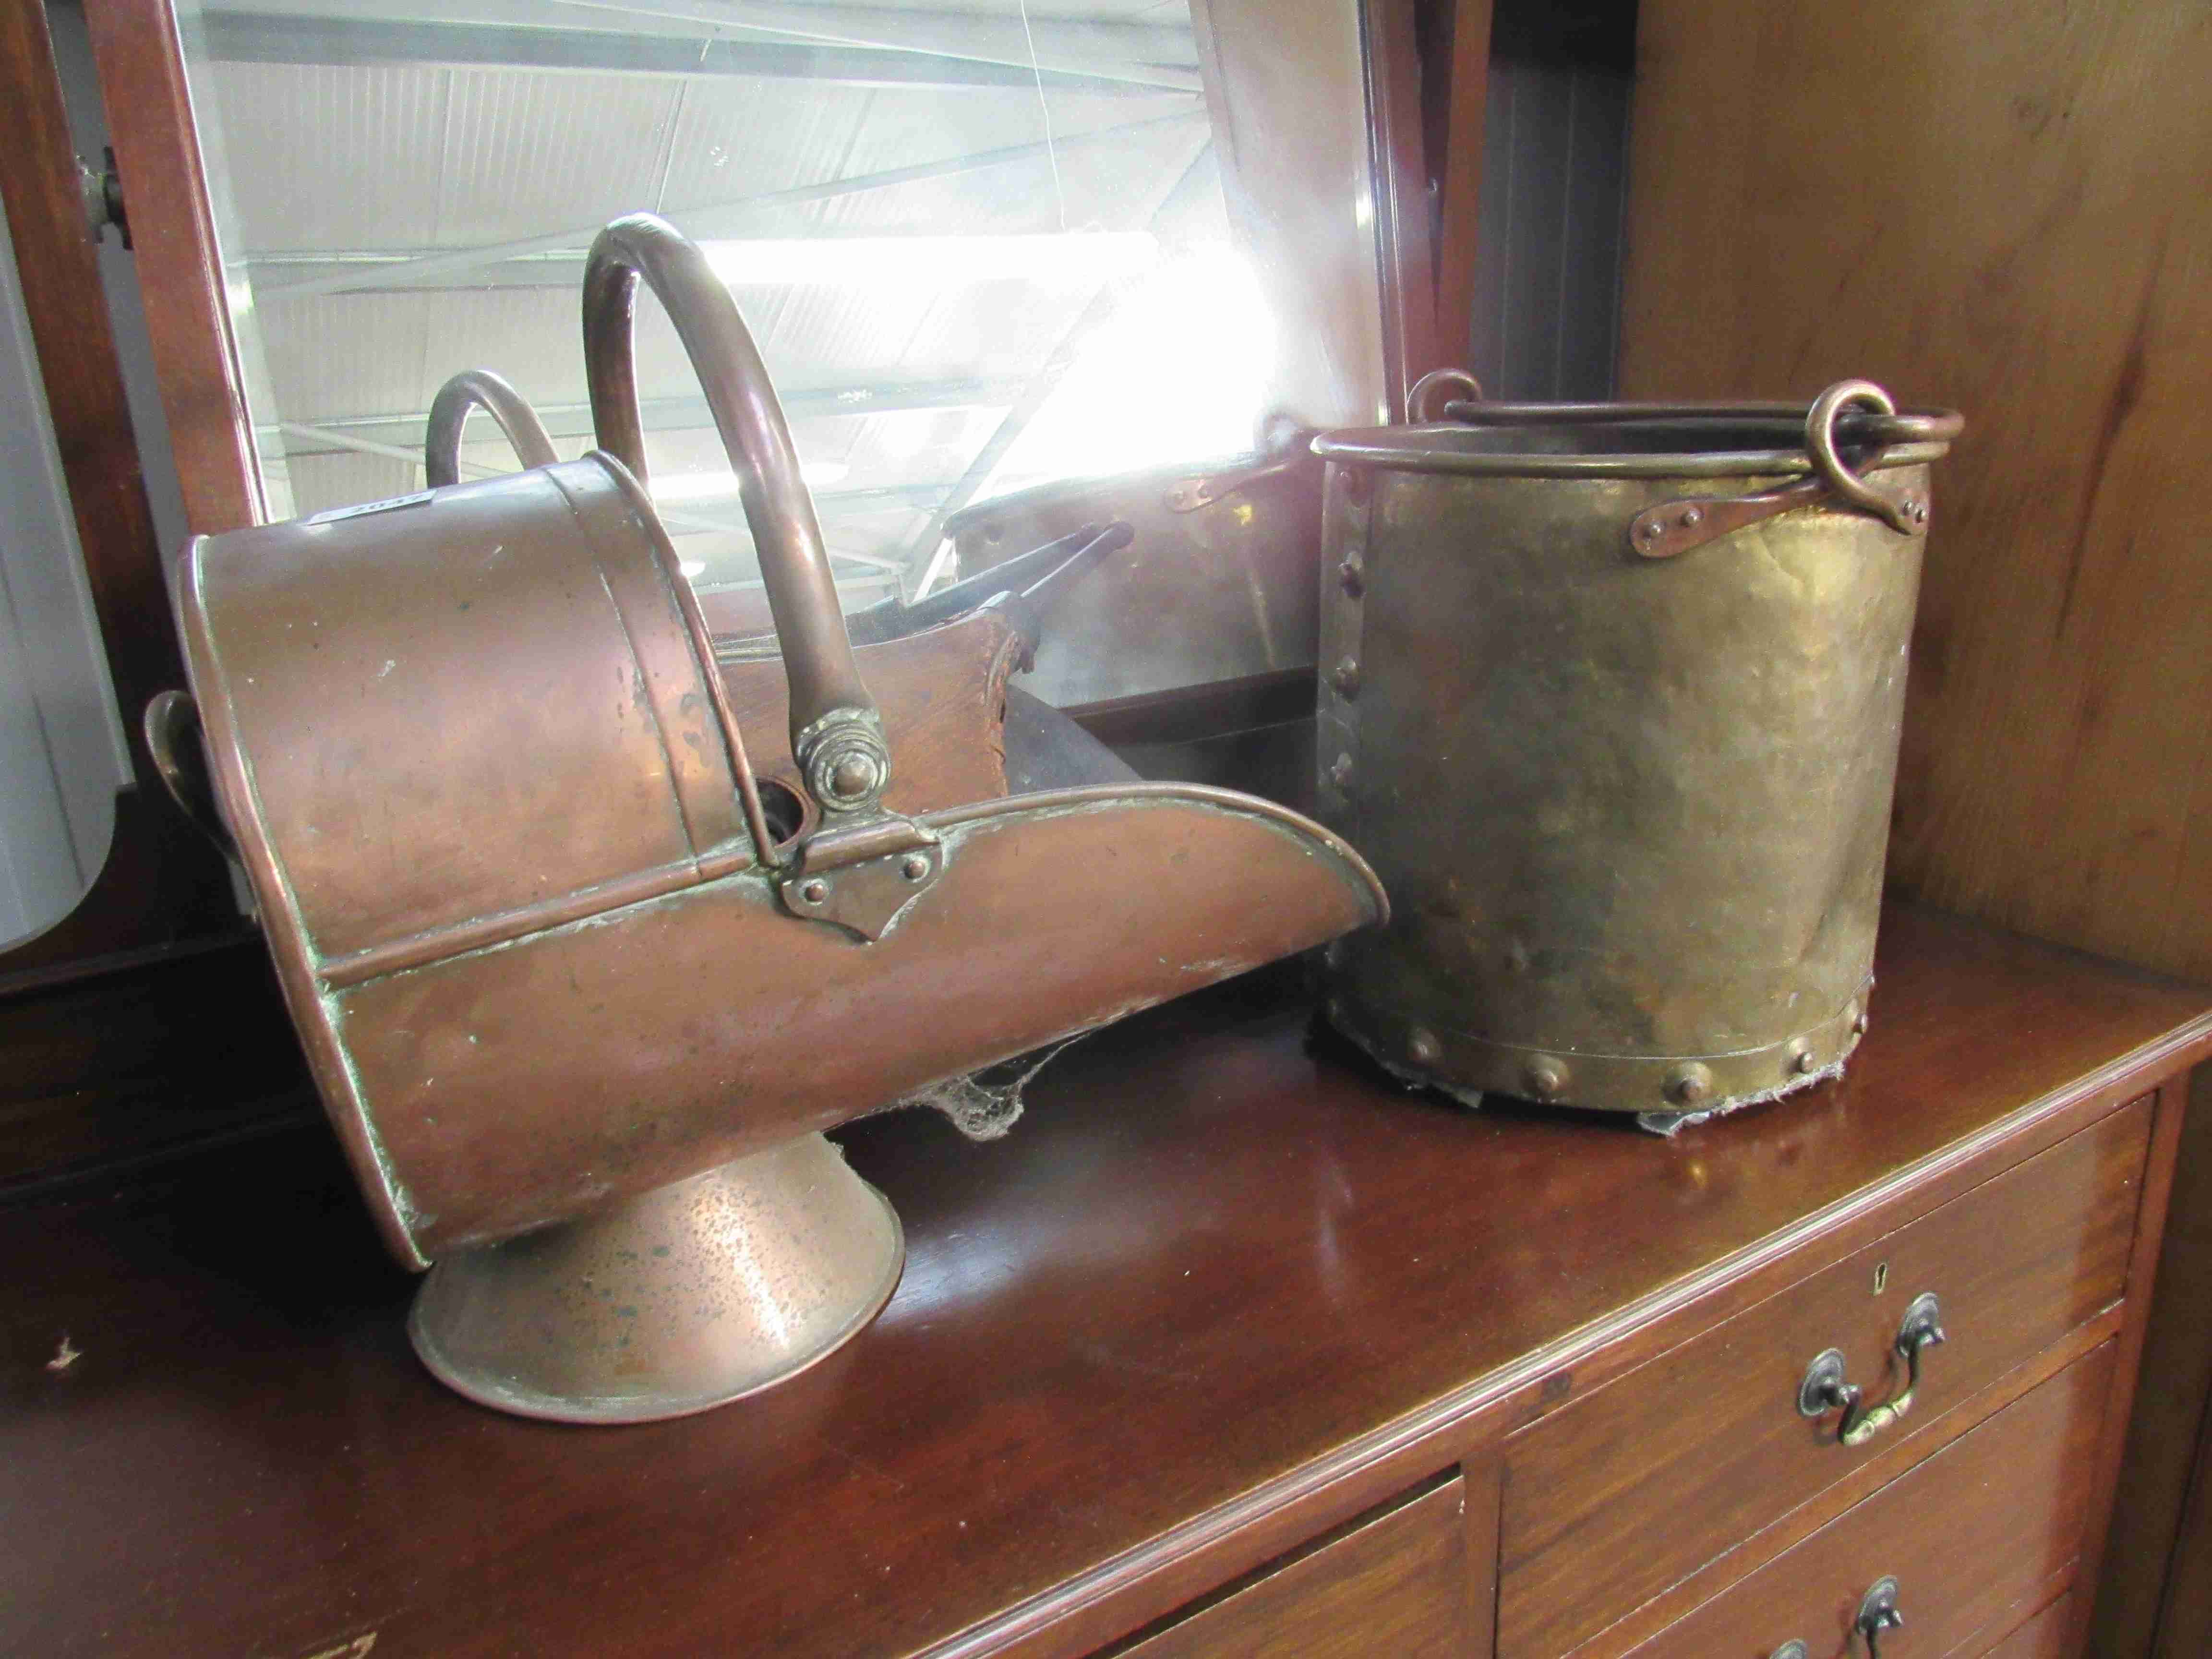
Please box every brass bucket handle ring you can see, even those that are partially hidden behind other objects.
[1407,367,1484,424]
[423,368,559,488]
[582,214,890,832]
[1805,379,1915,534]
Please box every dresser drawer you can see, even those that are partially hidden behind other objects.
[1980,1594,2074,1657]
[1107,1475,1468,1659]
[1625,1341,2112,1659]
[1500,1096,2149,1659]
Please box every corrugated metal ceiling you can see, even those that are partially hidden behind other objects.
[180,0,1227,599]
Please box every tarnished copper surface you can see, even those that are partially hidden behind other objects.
[1313,383,1959,1116]
[175,216,1386,1275]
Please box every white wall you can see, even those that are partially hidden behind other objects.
[0,201,133,950]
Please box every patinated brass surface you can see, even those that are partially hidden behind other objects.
[1314,388,1957,1115]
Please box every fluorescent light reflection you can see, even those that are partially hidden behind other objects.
[705,233,1158,289]
[652,459,850,503]
[986,246,1275,492]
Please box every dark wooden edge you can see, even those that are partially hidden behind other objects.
[912,1028,2212,1659]
[1463,1452,1501,1659]
[1360,0,1441,421]
[0,0,237,988]
[1428,0,1493,373]
[82,0,263,535]
[2067,1071,2194,1651]
[1067,669,1316,749]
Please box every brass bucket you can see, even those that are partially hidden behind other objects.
[1312,376,1961,1120]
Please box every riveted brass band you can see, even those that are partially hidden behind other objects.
[1327,986,1870,1115]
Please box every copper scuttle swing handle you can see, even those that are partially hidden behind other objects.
[582,213,940,938]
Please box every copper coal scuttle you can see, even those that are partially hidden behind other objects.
[151,216,1386,1423]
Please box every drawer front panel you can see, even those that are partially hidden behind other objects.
[1501,1096,2148,1659]
[1113,1475,1467,1659]
[1981,1594,2074,1657]
[1626,1342,2112,1659]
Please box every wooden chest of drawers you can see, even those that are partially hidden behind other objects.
[4,906,2208,1658]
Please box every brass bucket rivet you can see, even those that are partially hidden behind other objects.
[1667,1062,1715,1106]
[1524,1055,1569,1101]
[1791,1046,1818,1075]
[1331,656,1361,698]
[1851,1002,1871,1036]
[1407,1027,1443,1066]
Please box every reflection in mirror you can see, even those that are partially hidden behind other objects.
[165,0,1383,616]
[0,206,131,950]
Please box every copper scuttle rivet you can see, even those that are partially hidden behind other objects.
[799,878,829,903]
[1667,1062,1715,1106]
[1524,1055,1568,1101]
[830,753,879,799]
[900,854,930,882]
[1337,556,1365,597]
[1678,505,1703,529]
[1329,752,1355,788]
[1851,1000,1870,1036]
[1330,656,1361,698]
[1407,1028,1443,1067]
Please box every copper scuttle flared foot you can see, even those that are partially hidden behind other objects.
[408,1132,903,1424]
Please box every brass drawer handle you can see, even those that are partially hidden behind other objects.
[1856,1575,1905,1656]
[1797,1293,1948,1446]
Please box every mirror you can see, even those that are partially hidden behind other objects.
[161,0,1395,617]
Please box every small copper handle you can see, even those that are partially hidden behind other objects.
[1856,1576,1904,1656]
[143,690,236,858]
[1407,366,1484,424]
[423,368,558,487]
[1799,1293,1948,1446]
[583,214,888,819]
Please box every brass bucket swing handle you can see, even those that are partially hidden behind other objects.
[423,368,559,488]
[1629,380,1954,559]
[582,214,892,843]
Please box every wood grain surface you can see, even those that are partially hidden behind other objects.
[1623,1342,2114,1659]
[0,907,2206,1659]
[1500,1097,2148,1659]
[1989,1594,2078,1659]
[1619,0,2212,985]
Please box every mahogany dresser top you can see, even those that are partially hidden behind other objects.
[6,905,2210,1659]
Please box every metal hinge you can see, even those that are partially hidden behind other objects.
[76,145,130,249]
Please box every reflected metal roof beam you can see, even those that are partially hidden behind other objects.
[199,11,1188,95]
[250,110,1205,299]
[203,0,1199,90]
